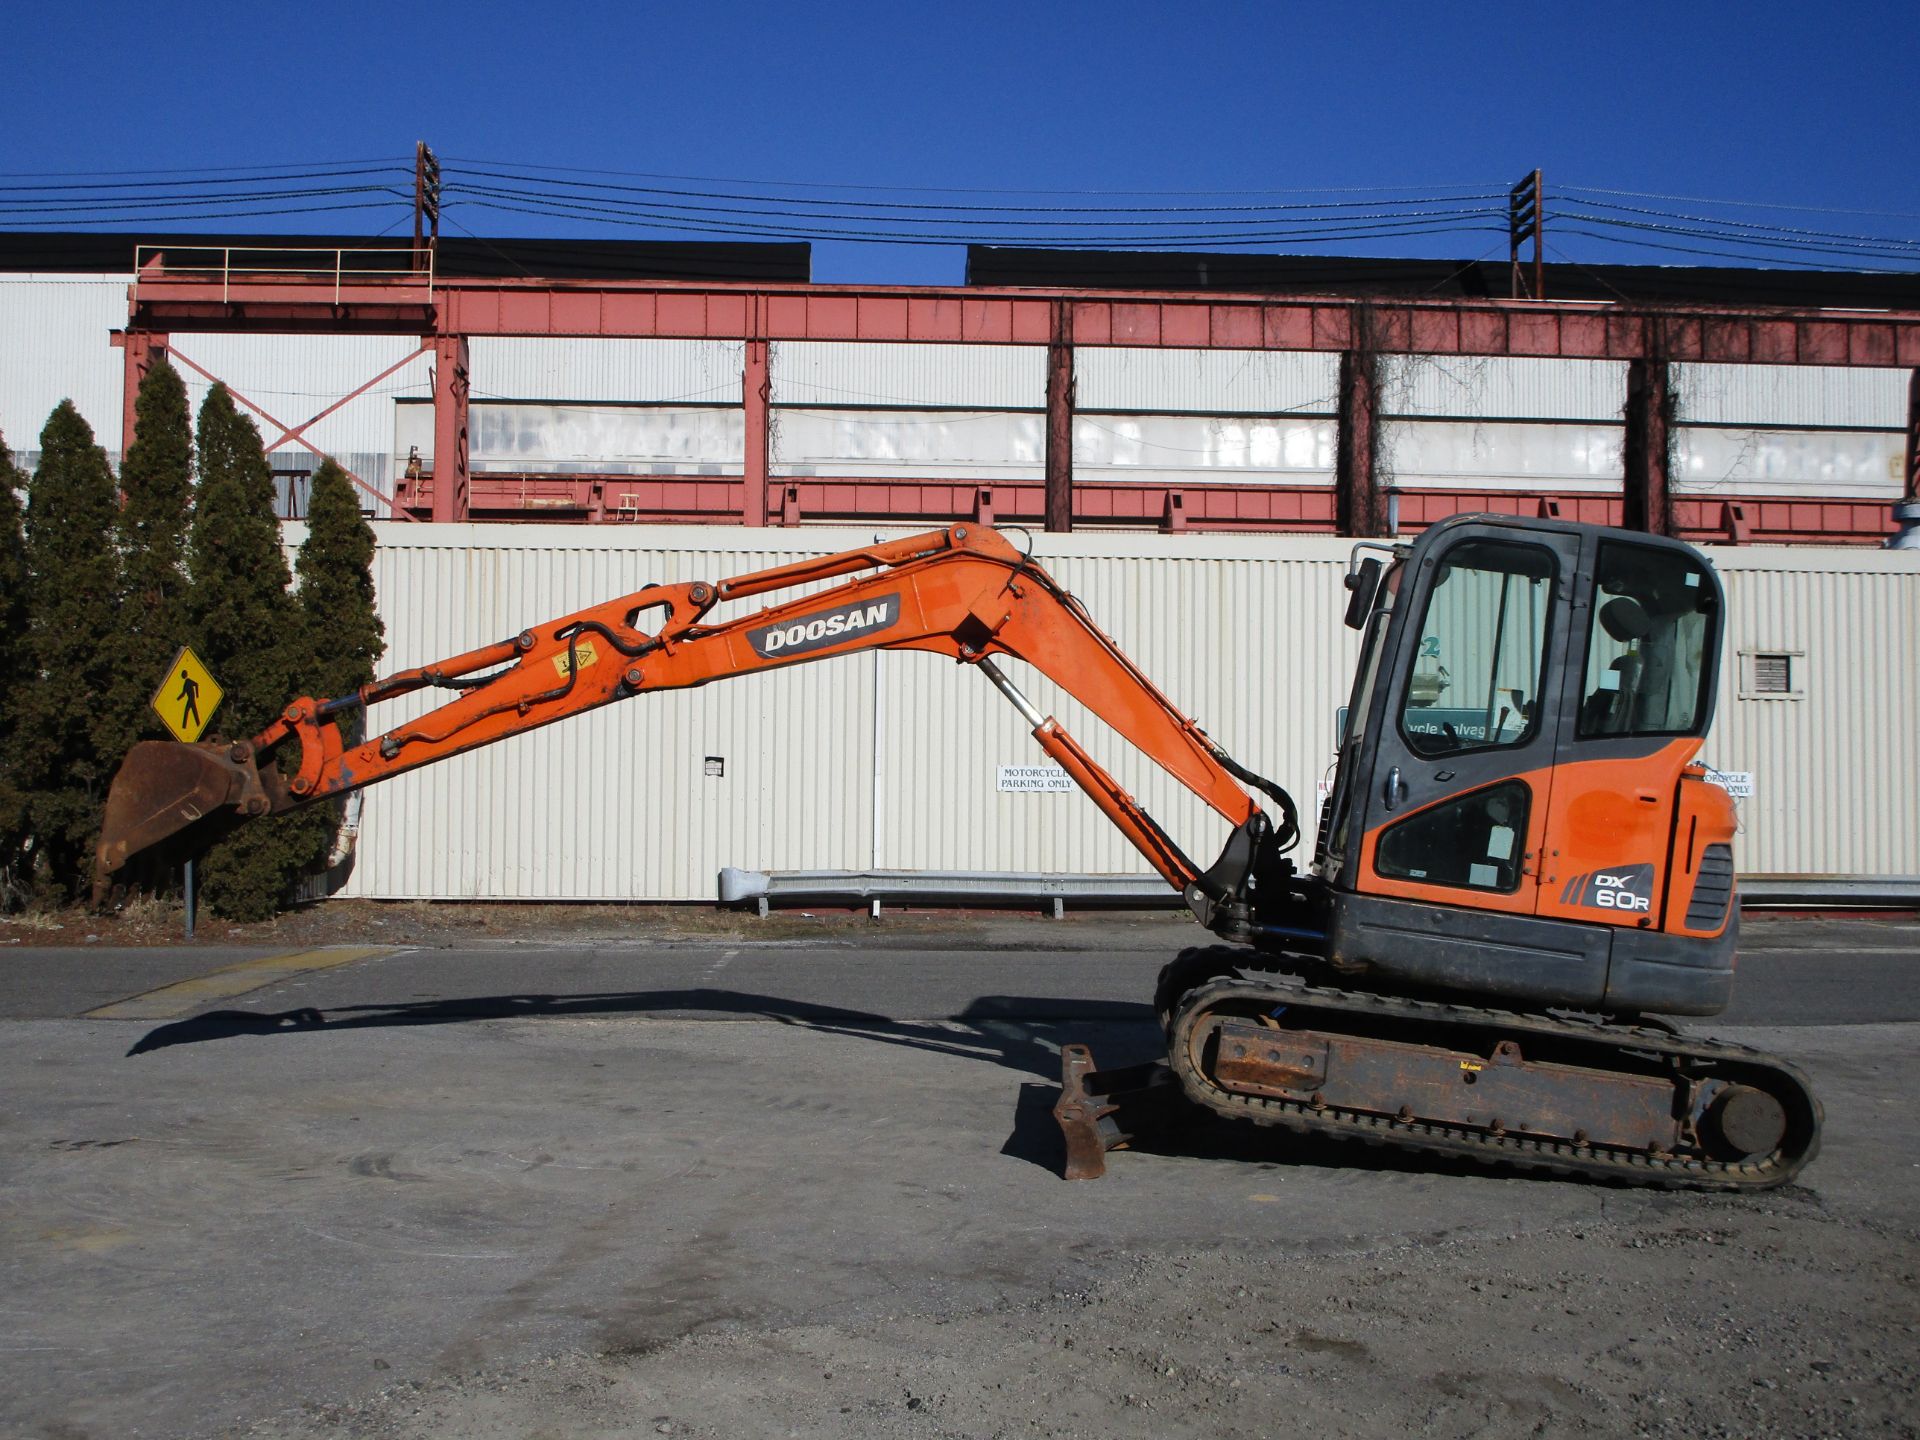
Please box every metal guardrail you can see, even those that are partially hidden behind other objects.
[718,867,1179,918]
[719,867,1920,917]
[1737,875,1920,906]
[132,244,433,305]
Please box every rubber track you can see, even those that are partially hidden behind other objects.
[1167,974,1823,1191]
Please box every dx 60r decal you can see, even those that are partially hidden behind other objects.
[748,594,902,659]
[1560,863,1655,913]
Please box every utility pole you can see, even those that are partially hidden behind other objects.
[413,142,441,271]
[1508,169,1544,300]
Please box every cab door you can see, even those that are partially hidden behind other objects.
[1533,534,1724,930]
[1350,523,1580,918]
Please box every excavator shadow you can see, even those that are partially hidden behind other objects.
[121,987,1159,1081]
[122,992,1584,1186]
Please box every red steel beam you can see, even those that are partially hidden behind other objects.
[1044,302,1074,533]
[742,339,770,526]
[1335,351,1385,537]
[388,473,1898,544]
[113,329,167,462]
[257,342,431,453]
[430,335,470,523]
[1907,368,1920,501]
[165,346,410,519]
[1623,357,1674,536]
[124,274,1920,368]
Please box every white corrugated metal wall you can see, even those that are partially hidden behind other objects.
[1708,548,1920,876]
[0,275,129,460]
[304,524,1918,901]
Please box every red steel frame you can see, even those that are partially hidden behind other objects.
[119,259,1920,542]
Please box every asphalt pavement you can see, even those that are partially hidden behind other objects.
[0,912,1914,1438]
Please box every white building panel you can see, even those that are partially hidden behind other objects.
[398,401,745,475]
[773,342,1041,409]
[0,275,130,458]
[772,409,1041,479]
[1384,420,1625,492]
[472,337,744,404]
[1676,363,1908,429]
[1076,347,1339,415]
[1073,414,1335,484]
[771,410,1335,485]
[1384,356,1626,422]
[1673,427,1904,498]
[1710,548,1920,879]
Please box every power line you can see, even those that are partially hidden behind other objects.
[1557,184,1920,224]
[0,165,411,194]
[442,163,1504,217]
[0,199,412,230]
[444,178,1501,234]
[1554,198,1920,256]
[0,185,412,218]
[0,157,410,180]
[1551,226,1920,274]
[441,154,1501,199]
[451,192,1501,248]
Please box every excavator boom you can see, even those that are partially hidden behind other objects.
[95,525,1292,914]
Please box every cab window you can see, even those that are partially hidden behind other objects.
[1376,781,1530,893]
[1577,543,1715,738]
[1397,540,1556,758]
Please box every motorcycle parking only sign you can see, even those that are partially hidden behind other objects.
[998,765,1075,793]
[1703,769,1755,799]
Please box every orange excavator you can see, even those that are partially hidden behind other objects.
[93,515,1820,1188]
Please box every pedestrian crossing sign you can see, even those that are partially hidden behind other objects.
[151,645,223,743]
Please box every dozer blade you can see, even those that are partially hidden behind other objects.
[91,741,266,906]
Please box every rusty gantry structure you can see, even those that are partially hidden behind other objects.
[111,240,1920,545]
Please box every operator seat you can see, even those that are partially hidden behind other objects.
[1580,595,1652,734]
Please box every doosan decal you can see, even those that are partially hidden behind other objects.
[1560,863,1655,913]
[748,594,903,659]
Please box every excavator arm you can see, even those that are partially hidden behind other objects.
[94,525,1298,921]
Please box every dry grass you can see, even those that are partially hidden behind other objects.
[0,909,65,933]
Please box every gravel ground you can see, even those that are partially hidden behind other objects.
[257,1193,1918,1440]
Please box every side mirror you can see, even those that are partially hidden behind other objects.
[1343,557,1383,630]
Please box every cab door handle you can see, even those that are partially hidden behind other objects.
[1383,766,1406,811]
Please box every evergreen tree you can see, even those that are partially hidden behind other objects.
[295,459,385,700]
[188,386,326,920]
[0,436,29,899]
[109,358,195,758]
[17,403,123,899]
[289,459,386,882]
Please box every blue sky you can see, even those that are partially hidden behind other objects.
[4,0,1915,284]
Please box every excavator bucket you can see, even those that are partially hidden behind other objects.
[91,741,264,906]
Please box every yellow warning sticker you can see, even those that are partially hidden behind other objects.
[150,645,223,743]
[553,637,599,678]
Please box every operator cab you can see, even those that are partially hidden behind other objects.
[1304,514,1738,1019]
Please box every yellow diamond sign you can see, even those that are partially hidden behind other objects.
[151,645,224,743]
